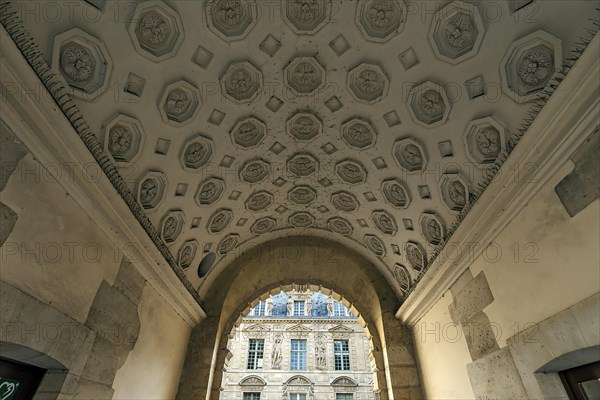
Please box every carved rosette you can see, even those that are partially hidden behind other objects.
[331,191,359,212]
[372,210,398,236]
[327,217,353,236]
[221,61,263,103]
[137,170,167,211]
[207,0,257,41]
[250,217,277,234]
[288,185,317,205]
[356,0,406,42]
[501,30,562,103]
[340,118,377,149]
[289,212,315,228]
[347,63,389,104]
[159,80,201,125]
[419,212,446,245]
[231,117,267,149]
[245,191,274,211]
[364,234,386,257]
[195,177,225,206]
[392,137,427,172]
[179,135,214,171]
[439,174,470,212]
[52,28,112,100]
[207,208,234,234]
[128,1,184,61]
[160,210,185,243]
[177,239,198,269]
[429,1,485,64]
[394,264,412,292]
[284,56,326,96]
[218,234,240,255]
[464,116,507,165]
[286,112,323,142]
[381,179,410,208]
[408,81,451,127]
[287,153,319,177]
[103,114,144,163]
[335,159,367,185]
[405,241,425,272]
[240,159,271,184]
[282,0,331,34]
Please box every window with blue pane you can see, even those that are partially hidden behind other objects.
[333,301,347,317]
[334,339,351,371]
[253,301,266,316]
[290,339,307,370]
[293,301,305,316]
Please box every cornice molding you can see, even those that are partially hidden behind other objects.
[0,27,206,326]
[396,33,600,326]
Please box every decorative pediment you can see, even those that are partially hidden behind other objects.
[243,323,270,332]
[286,324,312,332]
[285,375,312,386]
[240,376,266,386]
[328,324,353,333]
[331,377,358,387]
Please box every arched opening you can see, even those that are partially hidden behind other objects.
[176,236,422,400]
[220,286,383,400]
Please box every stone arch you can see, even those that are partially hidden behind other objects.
[176,236,422,400]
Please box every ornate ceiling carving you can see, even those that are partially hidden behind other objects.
[20,0,595,299]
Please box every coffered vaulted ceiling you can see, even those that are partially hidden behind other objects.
[13,0,597,298]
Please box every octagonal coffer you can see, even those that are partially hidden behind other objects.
[408,81,451,128]
[281,0,331,34]
[207,0,257,41]
[381,178,411,208]
[289,212,315,228]
[251,217,277,235]
[221,61,263,103]
[288,185,317,206]
[160,209,185,244]
[356,0,407,43]
[179,134,214,171]
[128,0,184,61]
[372,209,398,236]
[230,116,267,149]
[347,63,389,104]
[284,56,326,96]
[177,239,198,269]
[405,241,425,272]
[331,191,360,212]
[464,116,507,165]
[287,153,319,177]
[245,191,274,212]
[52,27,112,100]
[335,159,367,185]
[341,118,377,149]
[286,112,323,142]
[219,234,240,255]
[394,264,412,293]
[501,30,562,103]
[327,217,353,236]
[440,173,470,212]
[137,170,167,211]
[103,114,144,163]
[392,137,427,172]
[364,234,386,257]
[428,1,485,64]
[195,177,225,206]
[207,208,234,234]
[240,158,271,184]
[159,80,201,125]
[419,212,446,245]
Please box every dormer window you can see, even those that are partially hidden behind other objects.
[293,301,305,316]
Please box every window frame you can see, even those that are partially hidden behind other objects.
[243,393,261,400]
[253,301,266,316]
[246,339,264,370]
[334,339,351,371]
[290,339,307,371]
[293,301,305,316]
[336,393,353,400]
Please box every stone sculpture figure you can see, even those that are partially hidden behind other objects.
[315,336,326,369]
[287,299,294,316]
[327,296,334,316]
[266,301,273,316]
[306,299,312,316]
[272,336,283,369]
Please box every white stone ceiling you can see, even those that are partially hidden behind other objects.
[16,0,598,298]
